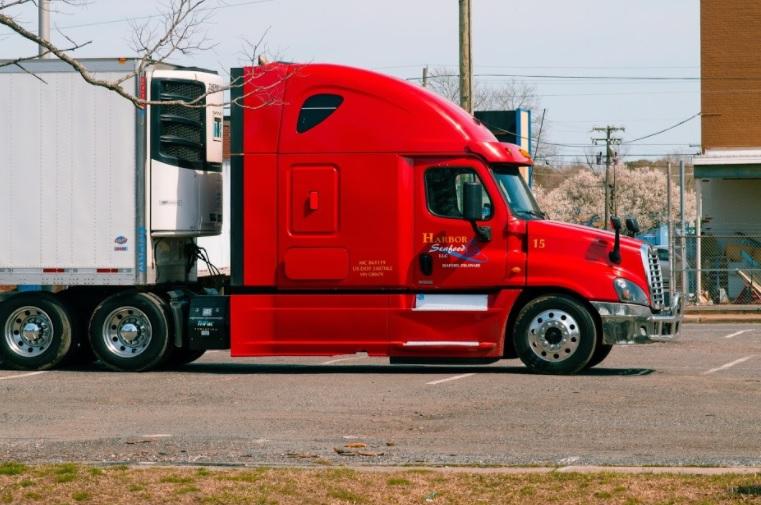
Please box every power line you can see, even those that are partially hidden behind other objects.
[622,113,701,144]
[9,0,278,30]
[376,63,702,71]
[410,73,698,82]
[474,115,698,150]
[531,164,694,177]
[474,64,700,70]
[519,114,702,150]
[519,90,699,98]
[541,153,697,158]
[549,117,692,123]
[388,64,701,72]
[477,73,701,81]
[410,72,761,83]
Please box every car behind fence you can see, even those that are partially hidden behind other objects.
[671,233,761,305]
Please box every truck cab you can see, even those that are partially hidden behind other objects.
[224,62,682,374]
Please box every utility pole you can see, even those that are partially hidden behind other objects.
[458,0,472,112]
[679,159,687,298]
[38,0,51,59]
[533,109,547,159]
[592,126,624,227]
[667,162,675,297]
[422,66,429,88]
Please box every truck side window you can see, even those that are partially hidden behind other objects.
[425,168,492,220]
[297,94,344,133]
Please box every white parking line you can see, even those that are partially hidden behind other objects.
[0,371,47,381]
[321,355,367,365]
[426,373,476,385]
[723,330,753,339]
[702,355,755,375]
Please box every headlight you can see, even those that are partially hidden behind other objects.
[613,278,649,306]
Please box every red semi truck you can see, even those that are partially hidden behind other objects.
[0,61,682,374]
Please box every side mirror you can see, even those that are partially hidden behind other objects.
[625,216,640,237]
[462,181,491,242]
[462,182,483,222]
[609,216,622,264]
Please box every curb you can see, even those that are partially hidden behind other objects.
[684,315,761,324]
[123,462,761,475]
[342,465,761,475]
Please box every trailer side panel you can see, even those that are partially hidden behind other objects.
[0,70,137,285]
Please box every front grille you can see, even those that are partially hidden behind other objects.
[646,247,665,310]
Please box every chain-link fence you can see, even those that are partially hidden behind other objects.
[671,233,761,305]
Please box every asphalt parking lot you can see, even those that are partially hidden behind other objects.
[1,323,760,467]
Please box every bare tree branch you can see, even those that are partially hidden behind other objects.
[1,0,292,111]
[0,37,90,71]
[11,61,48,82]
[425,67,557,159]
[0,0,35,10]
[239,25,270,65]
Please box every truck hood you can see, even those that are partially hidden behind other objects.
[525,219,650,303]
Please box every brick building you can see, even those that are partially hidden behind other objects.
[694,0,761,235]
[690,0,761,303]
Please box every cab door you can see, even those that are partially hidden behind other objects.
[413,159,524,289]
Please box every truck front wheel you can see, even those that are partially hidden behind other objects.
[513,295,597,375]
[88,292,171,372]
[0,292,74,370]
[585,344,613,369]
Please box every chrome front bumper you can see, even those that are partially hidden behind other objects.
[591,293,683,345]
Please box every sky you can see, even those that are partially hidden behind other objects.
[0,0,701,164]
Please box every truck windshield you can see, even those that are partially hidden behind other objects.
[490,165,545,220]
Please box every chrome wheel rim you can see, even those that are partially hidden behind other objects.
[102,306,152,358]
[4,306,55,358]
[527,309,581,363]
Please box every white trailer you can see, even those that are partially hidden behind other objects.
[0,58,224,371]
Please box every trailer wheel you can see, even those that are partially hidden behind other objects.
[89,292,171,372]
[0,292,74,370]
[584,343,613,369]
[513,295,597,375]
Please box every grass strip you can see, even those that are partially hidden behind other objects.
[0,461,759,504]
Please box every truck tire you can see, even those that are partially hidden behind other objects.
[0,292,74,370]
[585,344,613,369]
[513,294,597,375]
[88,292,171,372]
